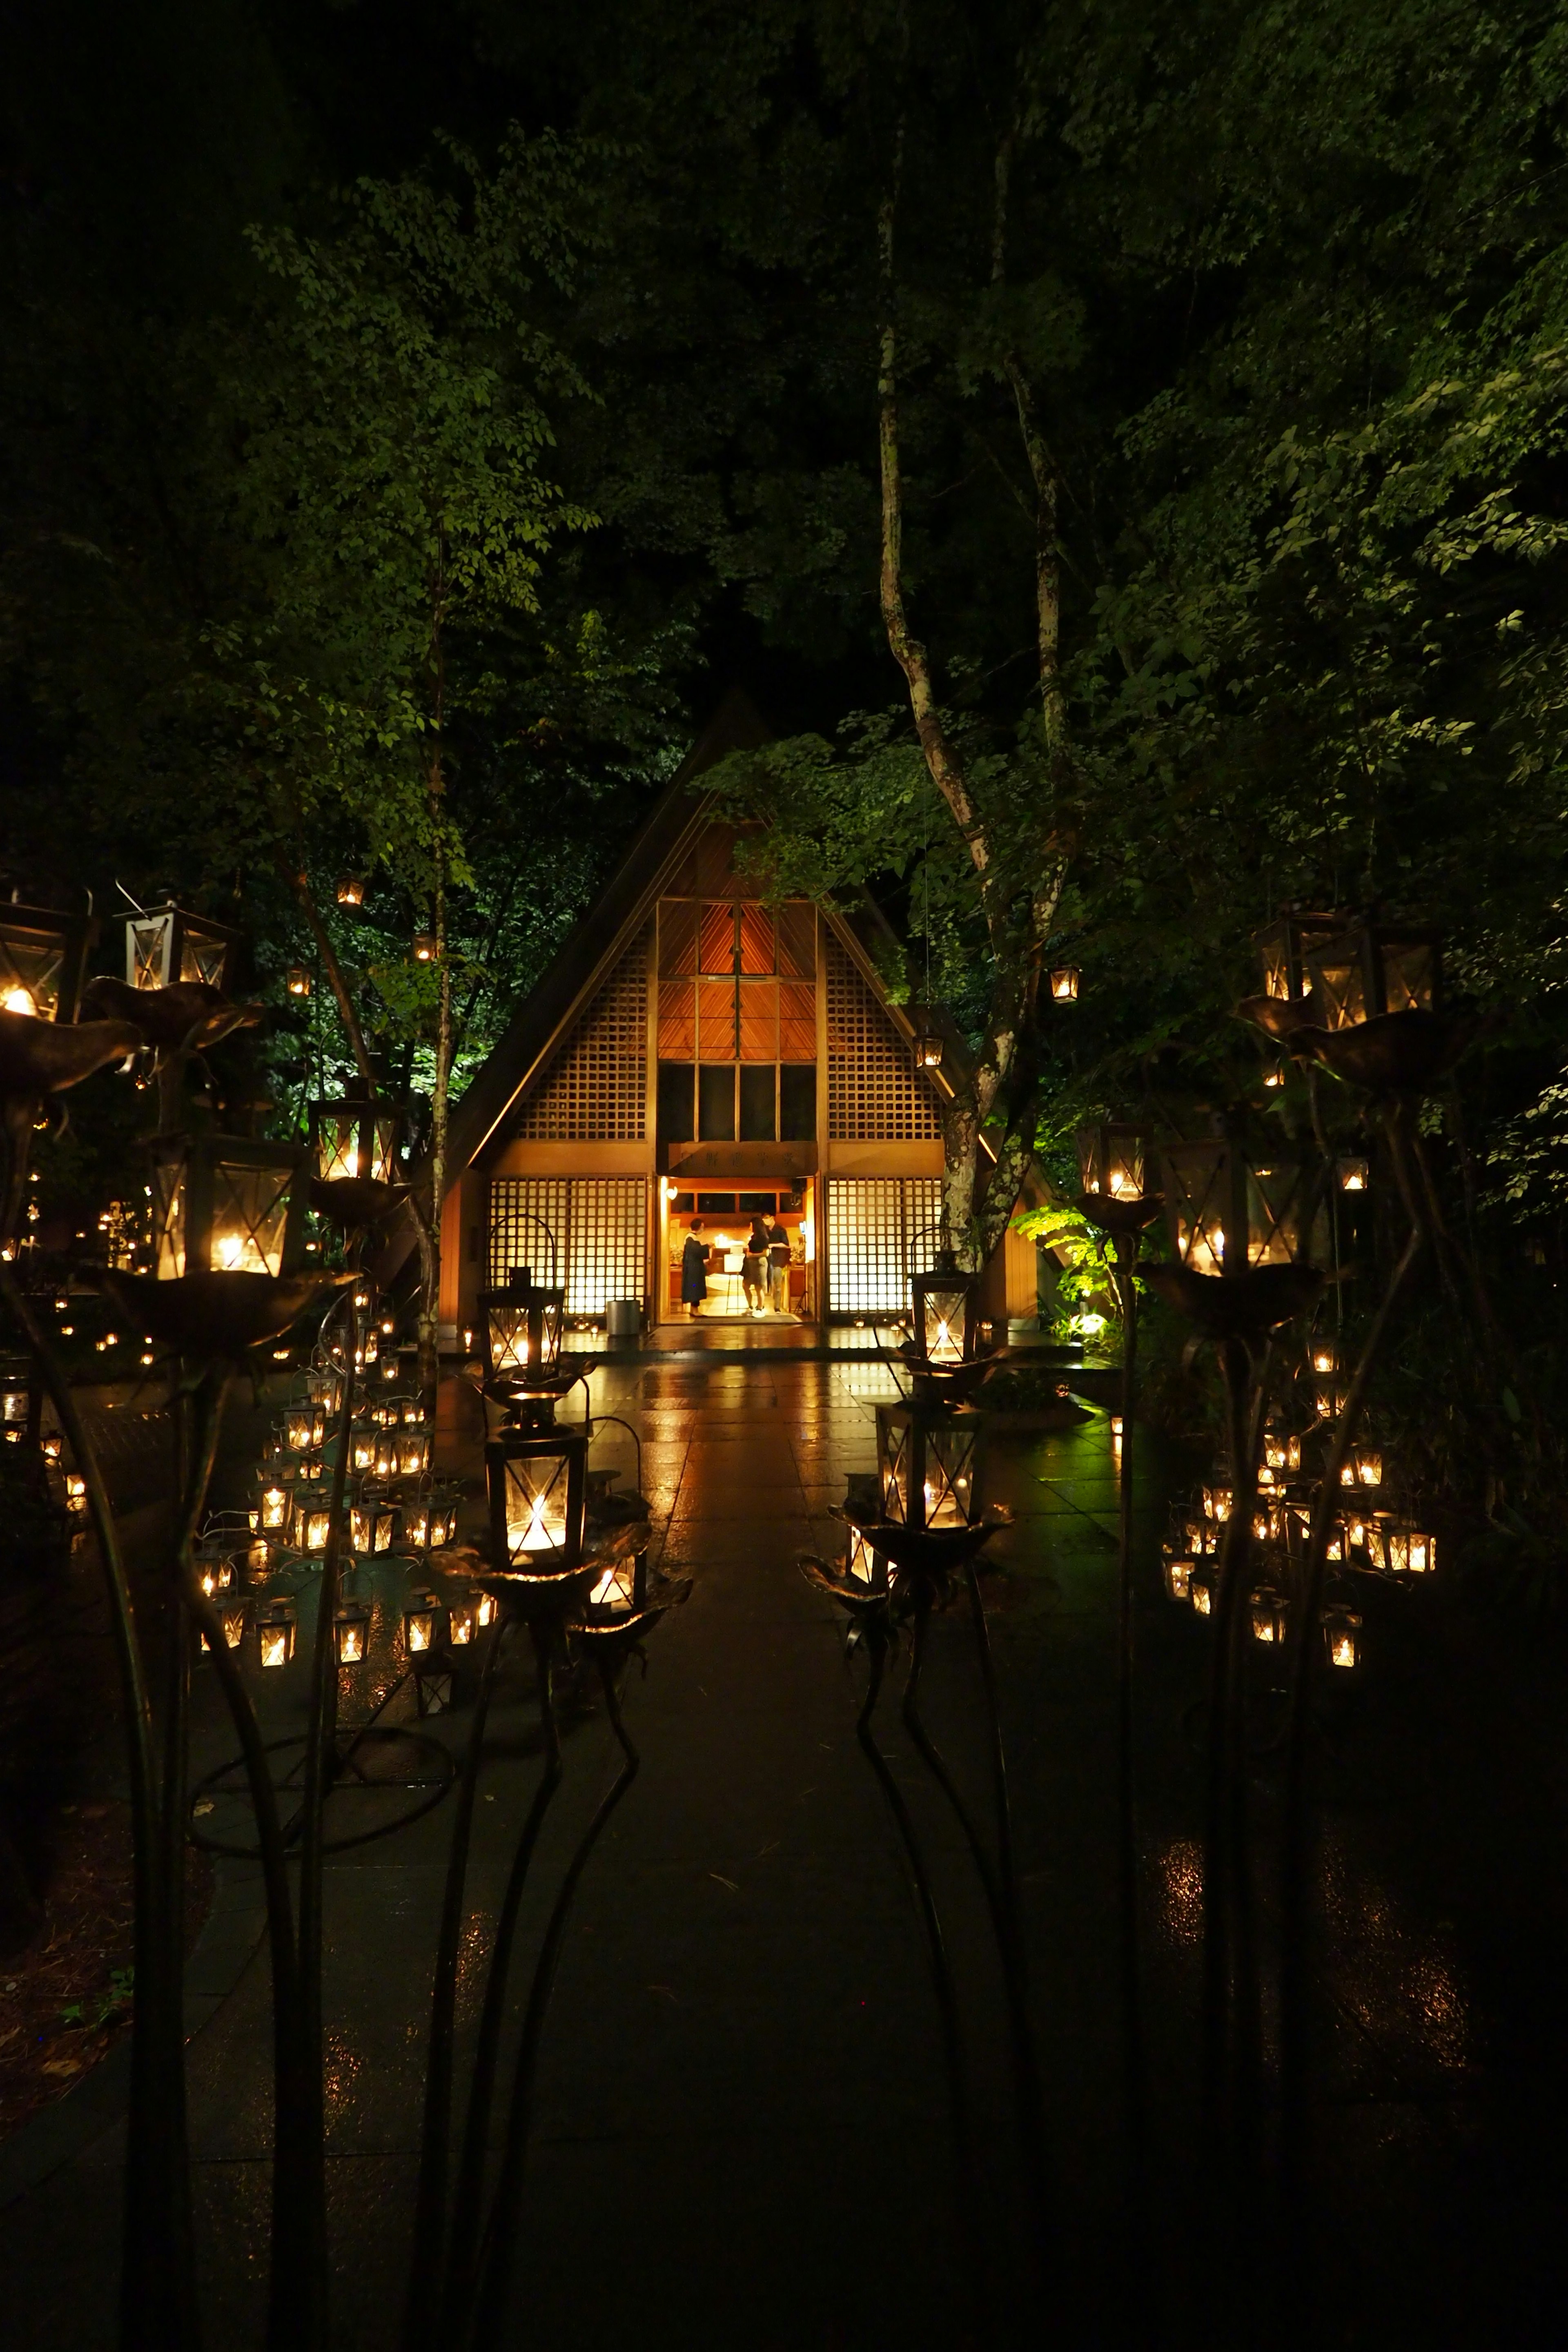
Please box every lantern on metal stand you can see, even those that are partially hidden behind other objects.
[124,902,237,993]
[479,1265,566,1389]
[148,1134,308,1278]
[0,901,94,1021]
[1159,1124,1323,1278]
[309,1098,403,1186]
[486,1421,588,1575]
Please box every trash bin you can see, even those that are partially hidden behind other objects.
[605,1297,642,1339]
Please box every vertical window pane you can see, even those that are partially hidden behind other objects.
[738,979,778,1061]
[739,1065,776,1140]
[698,904,736,973]
[657,1062,694,1142]
[779,980,815,1060]
[658,980,695,1058]
[698,1065,735,1141]
[658,902,697,978]
[780,1065,816,1141]
[738,904,775,973]
[697,980,737,1060]
[777,904,816,978]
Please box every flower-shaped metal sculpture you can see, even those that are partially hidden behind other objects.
[1285,1008,1484,1097]
[81,973,264,1056]
[1141,1260,1326,1344]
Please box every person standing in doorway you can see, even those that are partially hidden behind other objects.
[680,1220,709,1319]
[766,1212,792,1315]
[742,1216,770,1314]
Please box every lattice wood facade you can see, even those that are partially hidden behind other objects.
[825,941,943,1142]
[510,929,649,1142]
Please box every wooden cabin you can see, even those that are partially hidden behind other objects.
[425,695,1040,1340]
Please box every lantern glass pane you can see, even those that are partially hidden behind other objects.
[1383,942,1434,1015]
[1245,1161,1314,1266]
[129,914,174,989]
[589,1561,635,1612]
[921,1283,971,1365]
[882,1419,912,1524]
[180,931,229,987]
[1163,1555,1193,1601]
[0,930,66,1019]
[151,1159,187,1279]
[1310,948,1368,1030]
[503,1452,573,1559]
[211,1160,294,1275]
[1165,1149,1228,1274]
[260,1619,294,1668]
[488,1305,531,1376]
[924,1423,978,1528]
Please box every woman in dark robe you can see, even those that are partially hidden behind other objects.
[680,1219,709,1319]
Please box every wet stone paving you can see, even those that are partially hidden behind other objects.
[3,1354,1567,2346]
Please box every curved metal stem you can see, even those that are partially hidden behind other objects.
[1111,1248,1151,2316]
[400,1615,507,2352]
[465,1646,641,2347]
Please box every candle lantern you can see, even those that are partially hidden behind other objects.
[1254,912,1342,1011]
[910,1017,944,1071]
[479,1267,566,1386]
[1163,1550,1195,1603]
[1189,1564,1215,1618]
[149,1134,307,1278]
[335,876,365,908]
[196,1552,236,1600]
[1337,1157,1370,1193]
[876,1402,980,1531]
[1374,1519,1436,1575]
[396,1429,431,1479]
[1321,1604,1363,1669]
[0,1355,34,1443]
[486,1424,588,1571]
[1263,1428,1303,1477]
[1339,1448,1383,1491]
[447,1590,478,1646]
[1178,1511,1218,1557]
[0,901,94,1021]
[258,1603,297,1668]
[350,1423,377,1474]
[308,1098,403,1186]
[1202,1484,1232,1524]
[403,1589,441,1654]
[371,1430,402,1481]
[1249,1582,1290,1646]
[125,902,236,993]
[334,1601,372,1664]
[286,967,312,1000]
[404,1492,459,1553]
[1309,1339,1340,1376]
[292,1497,337,1555]
[1305,922,1443,1030]
[284,1399,327,1452]
[1160,1129,1323,1277]
[350,1493,398,1555]
[212,1596,249,1651]
[587,1554,646,1618]
[1312,1378,1348,1425]
[843,1519,891,1592]
[909,1258,982,1369]
[41,1431,62,1466]
[411,932,438,965]
[252,1471,295,1533]
[306,1365,345,1410]
[1076,1123,1152,1203]
[1049,967,1080,1002]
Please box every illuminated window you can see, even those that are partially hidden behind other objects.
[827,1178,942,1316]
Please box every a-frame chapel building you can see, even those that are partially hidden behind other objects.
[425,694,1040,1341]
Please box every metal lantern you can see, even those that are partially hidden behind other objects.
[258,1604,297,1668]
[350,1423,377,1474]
[0,1355,34,1444]
[286,967,312,1000]
[1163,1550,1194,1603]
[1263,1428,1303,1477]
[1338,1447,1383,1491]
[125,903,236,993]
[1337,1157,1369,1193]
[309,1098,403,1187]
[447,1590,478,1646]
[403,1589,441,1655]
[149,1134,307,1278]
[910,1018,944,1071]
[336,876,365,909]
[404,1493,459,1552]
[909,1260,982,1369]
[1249,1583,1290,1646]
[334,1601,372,1664]
[1305,922,1442,1029]
[1159,1129,1322,1276]
[1049,967,1080,1002]
[196,1552,236,1600]
[1254,912,1342,1010]
[1189,1564,1215,1618]
[587,1554,646,1618]
[1374,1519,1436,1575]
[1308,1339,1340,1376]
[292,1497,337,1555]
[411,932,438,965]
[876,1403,980,1531]
[213,1597,249,1651]
[1201,1484,1232,1524]
[486,1424,588,1571]
[479,1268,566,1385]
[1076,1123,1151,1203]
[252,1472,295,1534]
[394,1429,431,1480]
[0,901,94,1021]
[284,1399,327,1453]
[1321,1604,1362,1669]
[350,1494,398,1555]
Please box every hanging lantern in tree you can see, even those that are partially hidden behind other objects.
[909,1012,944,1071]
[1304,922,1443,1029]
[286,967,312,1000]
[0,902,94,1021]
[1372,1519,1436,1575]
[148,1136,307,1278]
[1337,1156,1370,1192]
[309,1098,403,1186]
[1253,913,1342,1011]
[411,931,438,965]
[1321,1604,1363,1669]
[335,876,365,909]
[1159,1128,1323,1277]
[479,1267,566,1385]
[125,903,236,993]
[211,1596,249,1651]
[1338,1447,1383,1491]
[1049,967,1080,1002]
[1076,1123,1152,1203]
[486,1423,588,1571]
